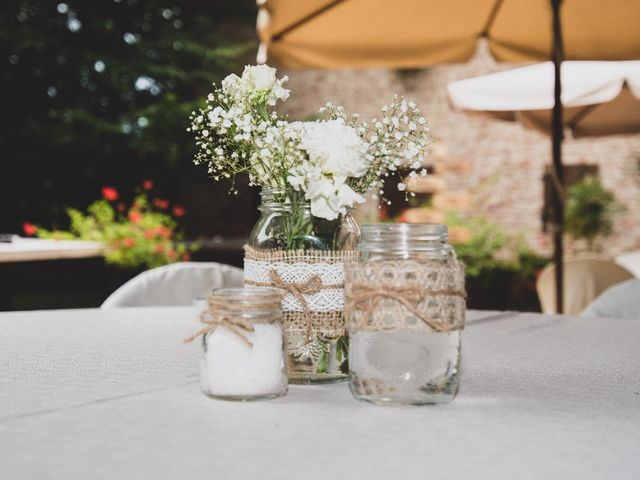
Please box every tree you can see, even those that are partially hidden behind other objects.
[1,0,257,237]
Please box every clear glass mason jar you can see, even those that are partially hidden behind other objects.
[347,223,463,405]
[249,188,359,251]
[247,188,360,384]
[200,288,288,401]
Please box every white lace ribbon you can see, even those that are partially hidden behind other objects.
[244,258,345,313]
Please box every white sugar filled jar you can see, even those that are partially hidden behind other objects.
[196,288,288,401]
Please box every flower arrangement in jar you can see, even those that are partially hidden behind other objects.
[189,65,432,383]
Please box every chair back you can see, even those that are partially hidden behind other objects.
[101,262,243,309]
[582,279,640,319]
[615,250,640,278]
[536,257,633,315]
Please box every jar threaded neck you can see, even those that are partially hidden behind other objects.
[358,223,451,255]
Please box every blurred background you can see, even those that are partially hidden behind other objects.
[2,0,639,311]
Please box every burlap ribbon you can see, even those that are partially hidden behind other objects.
[267,269,321,341]
[183,293,281,347]
[245,268,345,340]
[345,284,466,333]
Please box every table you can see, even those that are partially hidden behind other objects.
[0,238,104,310]
[0,238,103,263]
[1,308,638,479]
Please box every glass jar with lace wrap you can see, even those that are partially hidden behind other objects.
[244,188,360,384]
[344,224,466,405]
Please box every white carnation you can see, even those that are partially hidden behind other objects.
[292,119,369,178]
[305,176,364,221]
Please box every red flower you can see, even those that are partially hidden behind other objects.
[122,238,135,248]
[172,205,186,217]
[116,203,126,213]
[182,252,191,261]
[22,222,38,236]
[167,249,176,259]
[154,244,165,254]
[142,179,154,190]
[102,186,119,202]
[158,226,172,238]
[128,210,142,224]
[153,198,169,210]
[143,228,156,239]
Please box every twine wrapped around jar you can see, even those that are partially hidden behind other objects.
[344,258,466,333]
[183,288,283,347]
[244,246,360,341]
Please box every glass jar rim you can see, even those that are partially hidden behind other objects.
[259,187,309,208]
[358,223,451,254]
[259,187,354,214]
[209,287,283,315]
[361,222,447,238]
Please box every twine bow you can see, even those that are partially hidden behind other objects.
[183,293,281,347]
[268,269,322,341]
[345,284,465,333]
[183,311,257,347]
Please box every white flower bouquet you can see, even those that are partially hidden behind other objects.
[189,65,431,238]
[189,65,432,382]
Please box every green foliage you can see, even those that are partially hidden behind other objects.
[35,186,193,269]
[565,176,621,248]
[0,0,254,233]
[444,211,549,311]
[445,211,511,277]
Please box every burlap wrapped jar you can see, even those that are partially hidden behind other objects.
[244,188,360,384]
[344,223,466,405]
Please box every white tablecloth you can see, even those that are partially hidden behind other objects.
[0,308,638,479]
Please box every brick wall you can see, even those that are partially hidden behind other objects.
[277,44,640,258]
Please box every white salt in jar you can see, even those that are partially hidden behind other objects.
[195,288,288,401]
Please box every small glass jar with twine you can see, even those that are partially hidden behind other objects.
[184,287,288,401]
[344,224,466,406]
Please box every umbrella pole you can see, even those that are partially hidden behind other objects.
[551,0,565,313]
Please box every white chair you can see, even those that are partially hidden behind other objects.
[615,250,640,278]
[582,279,640,319]
[536,257,634,315]
[101,262,243,309]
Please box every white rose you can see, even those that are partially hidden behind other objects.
[242,65,277,91]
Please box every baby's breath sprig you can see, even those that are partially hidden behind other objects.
[319,95,431,206]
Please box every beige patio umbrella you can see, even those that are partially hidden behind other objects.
[257,0,640,68]
[257,0,640,313]
[447,61,640,138]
